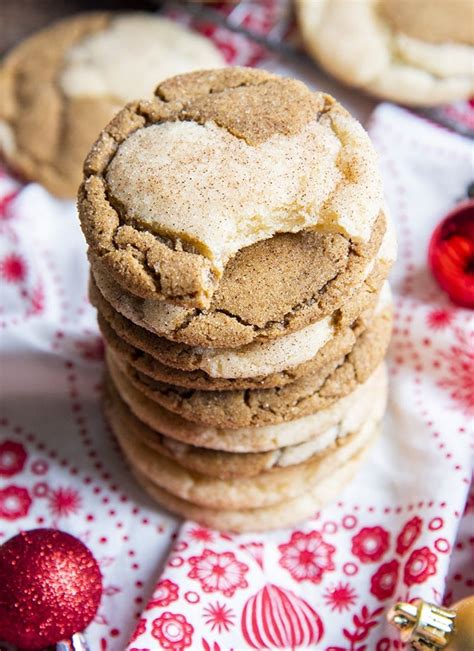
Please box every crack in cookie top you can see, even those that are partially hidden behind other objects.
[79,68,383,308]
[297,0,474,106]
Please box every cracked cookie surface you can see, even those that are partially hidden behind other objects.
[105,366,387,479]
[96,279,390,390]
[0,12,224,197]
[107,357,386,453]
[80,67,384,308]
[90,209,390,348]
[109,308,393,428]
[297,0,474,106]
[110,394,379,510]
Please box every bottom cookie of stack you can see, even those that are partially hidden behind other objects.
[104,363,388,532]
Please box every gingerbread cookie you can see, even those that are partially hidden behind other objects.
[111,400,378,510]
[108,357,387,453]
[89,211,393,349]
[131,450,368,533]
[108,307,393,428]
[96,281,390,390]
[297,0,474,105]
[0,12,224,197]
[79,68,385,309]
[104,368,387,479]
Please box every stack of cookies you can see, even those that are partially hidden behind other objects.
[79,68,396,533]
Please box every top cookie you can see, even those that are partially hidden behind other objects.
[0,12,225,198]
[79,67,384,309]
[297,0,474,106]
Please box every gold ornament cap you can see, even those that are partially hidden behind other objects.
[388,596,474,650]
[387,599,456,650]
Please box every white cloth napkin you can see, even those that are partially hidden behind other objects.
[0,103,472,650]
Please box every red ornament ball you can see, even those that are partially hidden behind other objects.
[428,199,474,309]
[0,528,102,650]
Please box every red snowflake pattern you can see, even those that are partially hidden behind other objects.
[48,486,82,517]
[351,526,390,563]
[426,308,455,330]
[278,530,335,583]
[203,601,235,633]
[0,253,26,283]
[437,327,474,414]
[188,526,214,543]
[0,485,32,520]
[404,547,438,586]
[370,559,400,600]
[188,549,248,597]
[323,582,358,613]
[396,516,423,555]
[130,618,147,642]
[151,612,194,651]
[0,440,27,476]
[148,579,179,608]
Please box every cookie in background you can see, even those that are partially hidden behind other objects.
[297,0,474,106]
[0,11,225,198]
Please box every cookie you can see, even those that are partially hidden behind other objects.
[297,0,474,106]
[96,280,390,390]
[0,12,225,197]
[104,367,387,479]
[90,227,392,368]
[108,307,393,428]
[131,450,367,533]
[90,210,393,349]
[108,357,386,453]
[111,399,379,509]
[79,67,385,309]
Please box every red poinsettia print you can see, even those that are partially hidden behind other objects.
[426,308,455,330]
[404,547,438,586]
[148,579,179,608]
[130,618,146,642]
[370,559,400,600]
[151,612,194,651]
[188,549,248,597]
[351,526,390,563]
[48,486,82,517]
[203,601,235,633]
[437,327,474,414]
[0,485,32,520]
[0,439,27,476]
[0,253,26,283]
[396,516,423,555]
[242,584,324,649]
[278,530,335,583]
[323,582,358,613]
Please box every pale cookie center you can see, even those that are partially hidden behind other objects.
[106,118,382,271]
[60,15,224,103]
[195,316,334,379]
